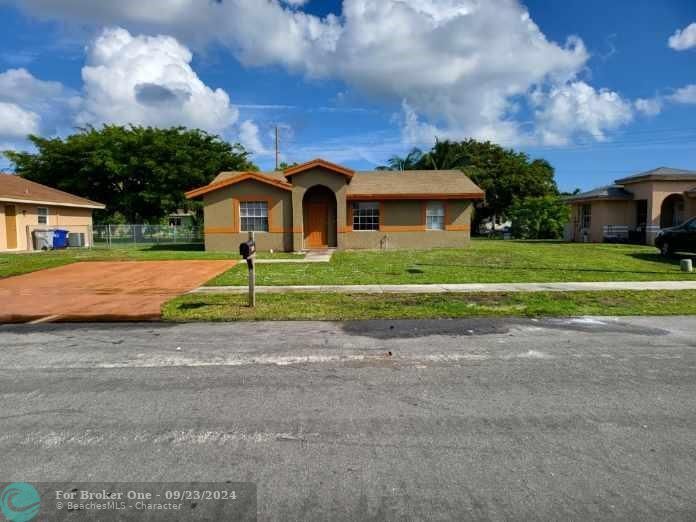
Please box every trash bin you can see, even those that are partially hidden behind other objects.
[52,229,69,249]
[32,229,53,250]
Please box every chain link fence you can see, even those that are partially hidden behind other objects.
[93,225,203,248]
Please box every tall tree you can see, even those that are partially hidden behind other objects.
[4,125,256,223]
[380,139,558,231]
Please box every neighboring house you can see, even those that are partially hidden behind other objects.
[186,158,484,251]
[0,173,105,251]
[565,167,696,244]
[167,210,196,227]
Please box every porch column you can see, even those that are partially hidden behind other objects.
[336,194,347,250]
[292,187,304,252]
[645,195,661,245]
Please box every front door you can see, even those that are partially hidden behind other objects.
[4,205,17,249]
[306,202,328,248]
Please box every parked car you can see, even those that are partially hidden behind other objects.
[655,217,696,257]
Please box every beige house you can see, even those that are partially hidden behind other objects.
[1,173,105,251]
[566,167,696,244]
[186,158,484,251]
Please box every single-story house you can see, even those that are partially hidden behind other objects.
[1,173,105,251]
[186,158,484,251]
[566,167,696,245]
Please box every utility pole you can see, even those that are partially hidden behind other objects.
[275,126,280,171]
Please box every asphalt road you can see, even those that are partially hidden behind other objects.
[1,317,696,521]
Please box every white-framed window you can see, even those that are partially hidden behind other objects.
[37,207,48,225]
[581,204,591,230]
[240,201,269,232]
[352,201,380,231]
[426,201,445,230]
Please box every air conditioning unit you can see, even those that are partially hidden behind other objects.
[68,232,85,247]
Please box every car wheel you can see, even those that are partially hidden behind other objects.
[660,242,672,257]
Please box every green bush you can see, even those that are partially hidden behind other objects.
[508,196,570,239]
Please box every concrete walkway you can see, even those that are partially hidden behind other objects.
[255,249,335,264]
[191,280,696,295]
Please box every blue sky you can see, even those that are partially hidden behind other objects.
[0,0,695,192]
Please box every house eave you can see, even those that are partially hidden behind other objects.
[346,192,484,201]
[0,196,105,209]
[186,172,293,199]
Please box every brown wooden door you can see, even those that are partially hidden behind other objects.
[306,202,328,248]
[4,205,17,249]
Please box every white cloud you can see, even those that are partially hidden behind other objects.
[634,97,663,116]
[0,68,65,105]
[13,0,640,146]
[670,84,696,104]
[238,120,269,155]
[77,27,238,133]
[0,102,40,138]
[668,22,696,51]
[0,68,78,139]
[532,82,633,145]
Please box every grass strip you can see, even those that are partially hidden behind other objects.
[162,290,696,321]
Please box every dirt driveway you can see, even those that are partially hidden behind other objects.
[0,260,235,323]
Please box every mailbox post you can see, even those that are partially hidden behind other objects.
[239,232,257,307]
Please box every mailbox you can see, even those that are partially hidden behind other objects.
[239,239,256,259]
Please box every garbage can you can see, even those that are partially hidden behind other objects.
[32,229,53,250]
[52,229,69,249]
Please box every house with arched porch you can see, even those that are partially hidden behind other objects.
[566,167,696,244]
[185,159,484,251]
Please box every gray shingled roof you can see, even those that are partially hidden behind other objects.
[615,167,696,184]
[564,185,634,203]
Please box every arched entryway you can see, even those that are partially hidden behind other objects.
[660,194,686,228]
[303,185,337,248]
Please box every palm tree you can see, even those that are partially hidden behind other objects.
[385,148,424,171]
[418,138,470,170]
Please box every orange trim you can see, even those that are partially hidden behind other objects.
[186,172,292,198]
[205,226,237,234]
[284,158,355,179]
[347,193,483,200]
[339,226,353,233]
[445,225,471,231]
[205,227,295,234]
[380,225,427,232]
[232,199,240,233]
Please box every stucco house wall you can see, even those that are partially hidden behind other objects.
[342,201,473,250]
[1,203,95,251]
[566,168,696,244]
[202,179,293,252]
[189,159,483,252]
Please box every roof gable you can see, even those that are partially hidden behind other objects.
[0,173,105,209]
[185,171,292,198]
[283,158,355,180]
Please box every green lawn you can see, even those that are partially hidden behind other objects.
[163,290,696,321]
[208,240,696,286]
[0,244,302,279]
